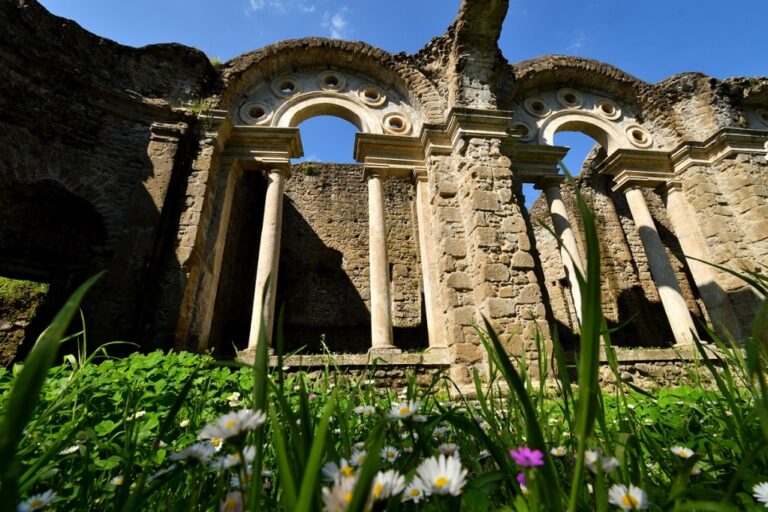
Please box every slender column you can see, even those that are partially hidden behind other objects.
[623,186,697,345]
[414,172,448,354]
[248,167,288,349]
[366,168,397,352]
[542,183,585,326]
[664,182,741,338]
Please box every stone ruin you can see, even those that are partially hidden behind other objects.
[1,0,767,386]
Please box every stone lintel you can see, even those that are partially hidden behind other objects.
[354,132,424,176]
[670,127,768,173]
[238,351,451,367]
[445,107,515,148]
[595,149,674,192]
[419,127,453,157]
[505,144,569,185]
[222,126,303,170]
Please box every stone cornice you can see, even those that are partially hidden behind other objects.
[354,133,425,178]
[504,144,569,185]
[595,149,674,192]
[445,107,515,148]
[670,127,768,173]
[221,125,302,170]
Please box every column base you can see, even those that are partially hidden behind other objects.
[425,346,450,359]
[368,346,402,361]
[237,346,274,364]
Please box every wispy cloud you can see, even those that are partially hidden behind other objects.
[566,29,589,53]
[247,0,316,14]
[322,9,349,39]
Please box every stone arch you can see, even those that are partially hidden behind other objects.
[218,38,445,128]
[541,111,627,154]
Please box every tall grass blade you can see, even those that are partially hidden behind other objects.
[0,272,103,507]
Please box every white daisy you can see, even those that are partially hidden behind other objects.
[402,477,428,503]
[17,490,57,512]
[227,392,242,408]
[179,419,190,428]
[381,446,399,463]
[322,475,358,512]
[353,405,376,415]
[199,409,266,441]
[670,446,694,459]
[371,470,406,501]
[585,449,619,474]
[147,464,177,482]
[438,443,460,458]
[110,475,124,486]
[608,484,649,510]
[753,481,768,507]
[550,446,567,457]
[169,441,216,463]
[389,400,422,419]
[413,415,428,423]
[353,442,366,451]
[322,458,356,481]
[350,449,367,467]
[433,426,449,440]
[415,454,468,496]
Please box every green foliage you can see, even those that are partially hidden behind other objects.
[0,276,48,307]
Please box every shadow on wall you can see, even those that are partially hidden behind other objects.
[0,180,107,361]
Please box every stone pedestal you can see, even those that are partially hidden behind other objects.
[248,167,288,349]
[623,186,697,345]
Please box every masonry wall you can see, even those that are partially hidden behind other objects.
[274,163,425,353]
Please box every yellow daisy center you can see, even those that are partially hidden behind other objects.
[30,499,43,507]
[225,419,237,430]
[409,488,421,497]
[341,466,355,477]
[223,498,239,512]
[212,438,222,447]
[622,494,639,508]
[399,406,410,416]
[373,483,383,498]
[435,476,449,488]
[343,492,353,504]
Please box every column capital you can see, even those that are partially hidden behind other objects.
[665,180,684,193]
[262,164,292,180]
[595,148,674,192]
[363,165,389,180]
[412,167,429,182]
[505,144,569,184]
[532,175,565,191]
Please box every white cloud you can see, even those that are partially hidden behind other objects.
[248,0,316,14]
[322,9,350,39]
[566,29,589,52]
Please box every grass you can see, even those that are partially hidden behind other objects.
[1,186,767,510]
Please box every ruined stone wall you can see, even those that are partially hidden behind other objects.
[529,170,706,348]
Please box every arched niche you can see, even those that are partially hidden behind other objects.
[232,68,423,137]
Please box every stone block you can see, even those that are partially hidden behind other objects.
[480,263,509,282]
[444,238,467,258]
[487,298,515,318]
[517,284,541,304]
[499,216,526,233]
[470,190,499,211]
[511,251,535,269]
[448,307,475,326]
[474,227,499,247]
[447,272,472,290]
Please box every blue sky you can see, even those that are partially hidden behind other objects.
[39,0,767,203]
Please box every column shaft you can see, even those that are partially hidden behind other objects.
[248,168,287,349]
[544,185,585,325]
[415,177,447,352]
[367,171,396,350]
[624,186,697,345]
[664,184,741,338]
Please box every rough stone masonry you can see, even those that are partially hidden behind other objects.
[1,0,766,385]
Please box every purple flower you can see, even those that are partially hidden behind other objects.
[509,446,544,467]
[309,393,318,399]
[516,472,526,487]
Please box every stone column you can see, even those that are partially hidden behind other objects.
[366,168,398,353]
[542,182,586,325]
[663,181,741,338]
[623,185,697,345]
[248,167,288,350]
[414,171,448,355]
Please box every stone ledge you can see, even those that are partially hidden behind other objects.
[237,349,451,367]
[594,345,731,363]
